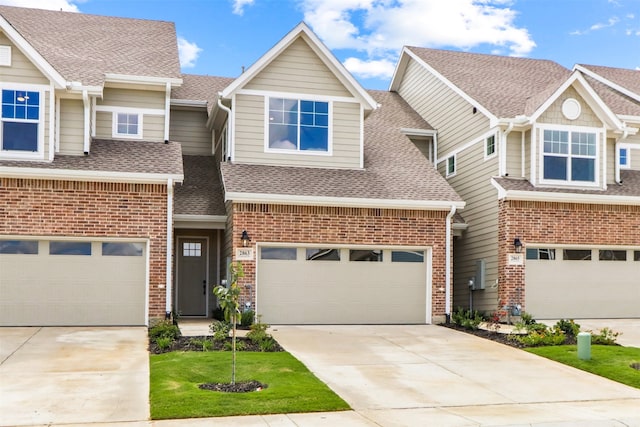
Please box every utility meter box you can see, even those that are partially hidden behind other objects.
[472,259,486,290]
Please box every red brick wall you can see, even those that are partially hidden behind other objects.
[498,199,640,310]
[229,203,451,320]
[0,178,168,320]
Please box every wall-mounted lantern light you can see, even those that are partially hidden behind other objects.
[240,230,251,247]
[513,237,523,253]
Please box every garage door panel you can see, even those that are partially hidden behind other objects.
[258,247,427,324]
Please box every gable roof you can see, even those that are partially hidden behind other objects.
[392,47,571,119]
[577,64,640,103]
[220,22,377,112]
[172,74,235,114]
[0,5,181,88]
[220,90,463,210]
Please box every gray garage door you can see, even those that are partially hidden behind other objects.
[526,247,640,318]
[257,246,429,324]
[0,239,147,326]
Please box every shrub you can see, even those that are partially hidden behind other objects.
[247,316,270,343]
[155,336,173,351]
[189,337,214,351]
[589,327,620,345]
[451,307,483,330]
[209,320,230,343]
[554,319,581,339]
[224,340,246,352]
[258,337,278,352]
[514,329,565,347]
[149,321,180,344]
[519,312,536,325]
[241,309,255,327]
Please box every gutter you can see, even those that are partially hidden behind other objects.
[445,204,456,322]
[0,166,184,185]
[217,93,232,161]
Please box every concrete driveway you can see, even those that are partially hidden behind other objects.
[271,325,640,426]
[0,327,149,427]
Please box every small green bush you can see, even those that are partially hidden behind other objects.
[589,327,620,345]
[514,329,565,347]
[189,337,214,351]
[209,320,230,343]
[156,336,173,350]
[241,309,255,327]
[149,321,180,344]
[223,340,246,352]
[519,312,536,325]
[258,337,278,352]
[555,319,581,338]
[451,307,483,330]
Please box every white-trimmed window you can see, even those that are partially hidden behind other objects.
[619,148,629,169]
[113,112,142,138]
[541,126,598,185]
[485,134,496,159]
[267,97,329,153]
[1,89,42,154]
[446,155,456,177]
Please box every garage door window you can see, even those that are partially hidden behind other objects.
[526,248,555,260]
[306,248,340,261]
[599,250,626,261]
[391,250,424,262]
[50,241,91,255]
[0,240,38,254]
[349,249,383,262]
[635,251,640,261]
[102,242,143,256]
[563,249,591,260]
[261,247,297,260]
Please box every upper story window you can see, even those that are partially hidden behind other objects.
[113,112,142,139]
[541,127,597,184]
[1,89,40,153]
[267,97,329,153]
[446,155,456,177]
[619,148,629,169]
[485,134,496,158]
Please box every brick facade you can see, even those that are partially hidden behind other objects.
[498,199,640,311]
[0,178,168,321]
[228,202,452,321]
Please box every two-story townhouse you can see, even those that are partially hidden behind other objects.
[0,6,464,327]
[0,6,184,326]
[391,47,640,319]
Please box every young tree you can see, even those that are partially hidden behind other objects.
[213,262,244,384]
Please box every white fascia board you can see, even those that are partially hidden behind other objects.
[170,99,208,108]
[529,71,622,129]
[498,187,640,206]
[618,115,640,125]
[401,128,437,137]
[0,16,67,88]
[173,214,227,223]
[575,64,640,104]
[220,22,377,111]
[397,48,497,124]
[104,73,183,87]
[388,48,411,91]
[225,191,465,211]
[0,166,184,184]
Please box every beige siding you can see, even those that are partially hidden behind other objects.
[524,130,531,178]
[97,88,165,109]
[397,59,490,154]
[233,94,361,168]
[95,111,111,139]
[95,110,164,142]
[449,141,500,313]
[0,32,48,85]
[245,37,351,97]
[538,86,601,127]
[505,131,523,177]
[169,109,211,155]
[606,137,616,184]
[59,99,84,155]
[631,147,640,170]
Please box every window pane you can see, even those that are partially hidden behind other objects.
[525,248,538,260]
[571,158,595,182]
[102,242,143,256]
[183,242,201,257]
[571,132,595,156]
[447,156,455,174]
[599,250,626,261]
[0,240,38,254]
[2,89,14,104]
[526,248,555,260]
[563,249,591,260]
[543,156,567,180]
[300,100,314,113]
[315,102,328,114]
[306,248,340,261]
[486,135,495,155]
[300,126,328,151]
[620,148,628,166]
[349,249,383,262]
[269,124,297,149]
[635,251,640,261]
[543,130,568,154]
[261,247,297,260]
[2,122,38,151]
[391,250,424,262]
[50,241,91,255]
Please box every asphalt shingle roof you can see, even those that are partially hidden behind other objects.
[174,155,225,216]
[0,5,181,86]
[172,74,235,114]
[221,90,462,204]
[406,47,571,118]
[579,64,640,99]
[0,139,183,176]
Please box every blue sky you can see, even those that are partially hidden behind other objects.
[2,0,640,89]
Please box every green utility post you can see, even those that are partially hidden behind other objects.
[577,332,591,360]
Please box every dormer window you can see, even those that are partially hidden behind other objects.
[540,125,598,185]
[113,112,142,139]
[267,97,329,153]
[1,89,41,154]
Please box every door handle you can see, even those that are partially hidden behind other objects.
[203,280,206,295]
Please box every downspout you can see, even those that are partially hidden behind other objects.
[165,178,174,318]
[445,204,456,323]
[82,90,90,154]
[217,94,232,161]
[432,131,438,167]
[163,82,171,142]
[501,122,514,176]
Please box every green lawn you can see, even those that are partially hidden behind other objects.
[150,351,350,419]
[526,345,640,389]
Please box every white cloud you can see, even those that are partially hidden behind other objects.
[572,16,620,35]
[301,0,536,80]
[177,36,202,68]
[343,57,395,79]
[0,0,80,11]
[232,0,255,15]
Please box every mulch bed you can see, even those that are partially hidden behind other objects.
[199,380,268,393]
[439,322,577,348]
[148,335,284,354]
